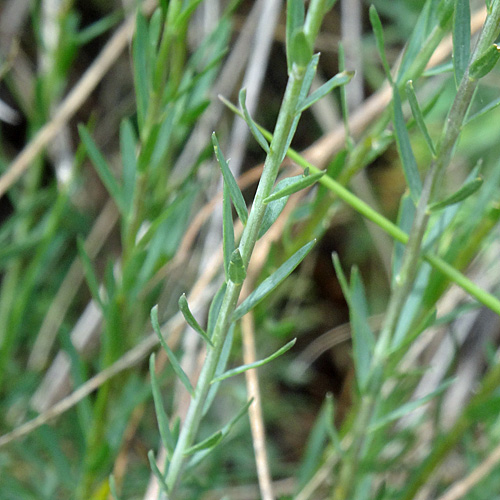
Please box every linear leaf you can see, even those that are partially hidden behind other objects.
[77,237,104,310]
[79,125,125,213]
[178,294,214,347]
[239,88,270,153]
[392,87,422,204]
[469,43,500,80]
[464,95,500,125]
[298,53,320,110]
[222,182,235,278]
[212,132,248,225]
[183,431,223,456]
[289,28,312,68]
[149,353,175,456]
[212,339,296,384]
[151,305,195,397]
[120,119,137,212]
[258,175,300,239]
[453,0,470,86]
[147,450,169,495]
[369,5,393,84]
[286,0,305,73]
[428,176,483,212]
[369,378,454,432]
[264,171,325,203]
[233,240,315,320]
[132,11,150,129]
[297,71,354,114]
[405,81,436,156]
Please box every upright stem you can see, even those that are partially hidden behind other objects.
[333,2,500,498]
[164,2,330,494]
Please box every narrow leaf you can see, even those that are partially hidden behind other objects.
[405,81,436,156]
[212,339,296,384]
[452,0,471,86]
[183,431,223,456]
[428,176,483,212]
[264,171,325,203]
[147,450,169,495]
[298,54,320,111]
[369,5,393,84]
[258,175,301,238]
[120,120,137,211]
[233,240,315,320]
[369,378,454,432]
[239,88,270,153]
[297,71,354,114]
[149,354,175,456]
[228,248,246,284]
[392,87,422,204]
[212,133,248,225]
[286,0,306,73]
[79,125,125,213]
[151,305,195,397]
[469,43,500,80]
[222,183,235,277]
[207,283,227,337]
[77,237,104,310]
[464,94,500,125]
[178,294,214,347]
[132,11,150,129]
[290,28,312,69]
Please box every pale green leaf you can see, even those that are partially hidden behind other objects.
[147,450,169,495]
[428,176,483,212]
[453,0,471,86]
[178,294,214,346]
[263,171,325,203]
[369,5,393,84]
[239,88,270,153]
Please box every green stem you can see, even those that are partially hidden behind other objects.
[164,2,329,494]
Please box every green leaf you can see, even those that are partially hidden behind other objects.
[428,176,483,212]
[132,11,150,129]
[286,0,306,73]
[258,175,300,238]
[369,378,454,432]
[149,353,175,456]
[77,237,104,311]
[297,71,354,114]
[228,248,246,284]
[464,95,500,125]
[212,339,296,384]
[184,431,223,456]
[263,171,325,203]
[151,305,195,397]
[369,5,393,84]
[392,87,422,204]
[239,88,270,153]
[299,53,320,108]
[178,294,214,347]
[147,450,169,495]
[78,125,125,213]
[212,133,248,225]
[290,28,313,69]
[109,475,121,500]
[405,81,436,156]
[452,0,470,86]
[333,254,375,391]
[233,240,315,320]
[207,283,227,337]
[222,182,235,278]
[469,44,500,80]
[120,120,137,212]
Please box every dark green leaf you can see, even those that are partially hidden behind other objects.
[469,43,500,80]
[151,305,195,397]
[405,81,436,156]
[392,87,422,204]
[79,125,125,213]
[150,354,175,456]
[297,71,354,113]
[228,248,246,284]
[233,240,315,320]
[132,11,150,129]
[178,294,214,346]
[369,5,393,84]
[452,0,471,86]
[263,171,325,203]
[239,88,270,153]
[428,176,483,212]
[212,339,296,384]
[212,133,248,225]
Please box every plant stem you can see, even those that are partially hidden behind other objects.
[164,2,330,494]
